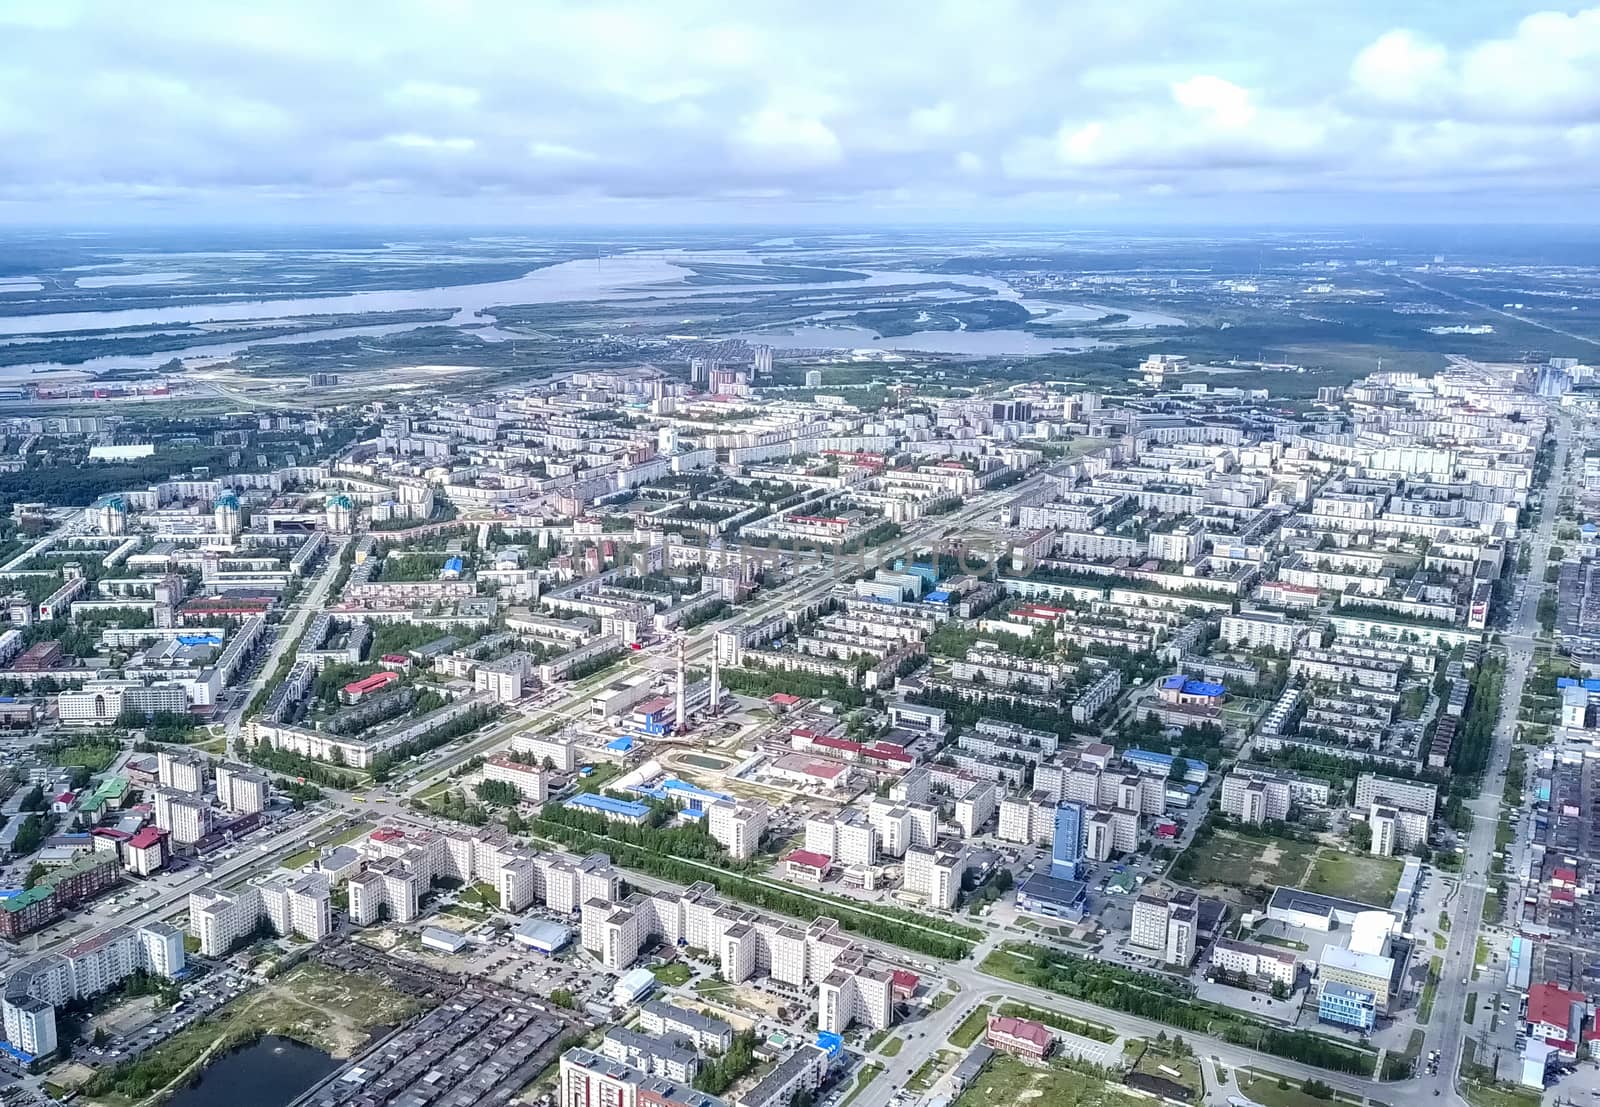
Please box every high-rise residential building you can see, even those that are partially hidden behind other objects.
[215,763,270,814]
[903,847,962,910]
[156,749,206,794]
[188,886,264,956]
[2,922,186,1060]
[817,962,893,1032]
[261,873,332,942]
[708,801,767,861]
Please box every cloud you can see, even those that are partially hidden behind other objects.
[0,0,1597,222]
[729,108,843,171]
[1349,11,1600,122]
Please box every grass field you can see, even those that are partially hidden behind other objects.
[951,1055,1148,1107]
[1182,831,1319,894]
[55,742,119,771]
[880,1037,904,1057]
[651,962,692,987]
[1237,1070,1365,1107]
[1183,832,1402,906]
[1131,1042,1203,1096]
[1302,851,1404,906]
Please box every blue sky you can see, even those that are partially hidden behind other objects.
[1,1,1597,224]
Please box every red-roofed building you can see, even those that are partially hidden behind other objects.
[1527,982,1588,1056]
[769,693,803,709]
[1553,867,1578,889]
[370,827,406,843]
[785,849,832,882]
[125,826,168,877]
[342,670,400,703]
[987,1015,1053,1059]
[890,970,919,999]
[379,653,413,670]
[862,743,913,767]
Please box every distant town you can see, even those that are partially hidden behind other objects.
[0,342,1593,1107]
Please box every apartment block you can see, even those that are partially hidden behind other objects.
[903,847,963,910]
[707,801,768,861]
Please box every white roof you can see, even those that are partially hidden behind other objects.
[1320,944,1392,981]
[1348,910,1395,956]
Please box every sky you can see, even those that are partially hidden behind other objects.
[3,0,1600,225]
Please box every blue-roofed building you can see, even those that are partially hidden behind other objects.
[607,735,635,752]
[924,590,952,605]
[629,778,734,816]
[565,793,652,825]
[1317,982,1377,1030]
[816,1031,844,1058]
[440,556,465,580]
[1158,675,1226,705]
[1125,748,1208,784]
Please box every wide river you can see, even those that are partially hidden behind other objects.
[0,248,1186,381]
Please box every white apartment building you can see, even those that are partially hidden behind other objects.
[1131,894,1170,950]
[1131,892,1201,966]
[214,763,269,815]
[482,757,548,802]
[188,886,264,956]
[1210,938,1297,987]
[1220,610,1304,652]
[1355,773,1437,816]
[997,792,1059,846]
[817,962,894,1033]
[708,801,768,861]
[261,873,332,942]
[804,811,877,866]
[1070,670,1123,723]
[903,847,963,910]
[2,920,187,1059]
[2,998,56,1058]
[156,749,206,794]
[638,1000,734,1053]
[511,732,579,771]
[348,863,422,925]
[155,790,212,845]
[953,783,996,837]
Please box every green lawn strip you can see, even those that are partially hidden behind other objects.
[280,820,375,870]
[839,1063,883,1107]
[949,1006,991,1049]
[1419,957,1442,1024]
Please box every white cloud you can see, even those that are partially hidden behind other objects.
[729,108,843,171]
[1,0,1599,221]
[383,133,475,152]
[1348,9,1600,123]
[1171,76,1256,129]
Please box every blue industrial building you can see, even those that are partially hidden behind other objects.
[1051,801,1084,881]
